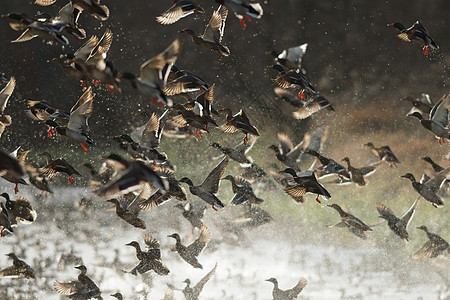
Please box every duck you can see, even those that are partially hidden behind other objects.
[269,132,306,171]
[126,235,170,276]
[421,156,444,173]
[167,224,211,269]
[22,99,70,137]
[55,2,86,39]
[271,43,308,70]
[375,197,420,241]
[34,0,56,6]
[0,76,15,139]
[71,0,110,21]
[327,203,373,239]
[268,64,316,99]
[44,86,96,152]
[157,0,205,25]
[171,102,218,137]
[3,13,69,45]
[364,142,400,167]
[54,265,102,300]
[175,200,206,230]
[180,157,228,210]
[402,93,433,115]
[292,94,334,119]
[214,0,263,28]
[411,226,449,261]
[0,149,24,179]
[341,157,379,186]
[305,149,350,179]
[184,83,219,118]
[110,293,123,300]
[218,108,259,144]
[388,21,438,55]
[401,173,444,208]
[1,193,37,225]
[182,263,217,300]
[38,151,81,183]
[179,5,230,56]
[0,253,35,279]
[222,175,264,205]
[0,202,13,237]
[408,93,450,145]
[121,39,181,107]
[107,198,146,230]
[419,165,450,197]
[280,168,331,203]
[1,147,28,194]
[164,65,210,97]
[265,277,307,300]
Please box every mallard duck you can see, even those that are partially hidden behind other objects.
[265,277,307,300]
[171,102,218,137]
[121,39,181,107]
[184,84,218,117]
[388,21,438,55]
[44,86,96,152]
[271,43,308,70]
[408,94,450,144]
[0,202,13,237]
[107,198,146,230]
[72,0,109,21]
[175,200,206,230]
[22,99,70,137]
[328,203,372,239]
[0,77,15,138]
[0,253,35,279]
[364,142,400,167]
[167,224,211,269]
[269,132,305,171]
[305,150,350,179]
[54,265,102,300]
[419,165,450,197]
[182,263,217,300]
[1,147,28,194]
[164,65,209,96]
[3,13,69,45]
[110,293,123,300]
[341,157,379,186]
[38,152,81,183]
[179,5,230,56]
[222,175,264,205]
[411,226,449,261]
[55,2,85,39]
[376,197,420,241]
[215,0,263,28]
[157,0,205,25]
[280,168,330,203]
[218,108,259,144]
[401,173,444,208]
[126,235,170,276]
[402,94,433,115]
[292,94,334,119]
[421,156,444,173]
[269,64,316,99]
[1,193,36,225]
[94,156,166,199]
[0,149,23,179]
[180,157,228,210]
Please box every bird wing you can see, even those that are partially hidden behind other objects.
[0,266,20,278]
[202,5,227,43]
[54,280,83,295]
[144,234,161,250]
[398,196,420,229]
[11,29,37,43]
[34,0,57,5]
[200,157,228,193]
[277,132,293,155]
[187,224,211,256]
[140,113,162,148]
[292,95,332,120]
[375,202,397,220]
[67,87,94,132]
[411,241,433,261]
[156,3,185,25]
[74,35,99,61]
[430,94,450,127]
[193,263,217,294]
[0,77,16,114]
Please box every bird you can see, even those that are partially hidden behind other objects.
[402,94,433,116]
[182,263,217,300]
[411,226,449,261]
[305,149,350,179]
[121,39,181,107]
[179,5,230,56]
[1,147,28,194]
[214,0,263,28]
[0,149,24,179]
[54,265,102,299]
[38,152,81,183]
[55,2,86,40]
[1,193,37,225]
[0,76,15,138]
[71,0,110,21]
[375,197,420,241]
[180,157,229,210]
[292,94,334,119]
[0,253,35,279]
[0,202,13,236]
[421,156,444,173]
[341,157,379,186]
[269,64,316,99]
[233,202,273,228]
[271,43,308,70]
[110,293,123,300]
[44,86,96,152]
[328,204,372,239]
[164,65,210,96]
[156,0,205,25]
[222,175,264,205]
[170,102,218,137]
[388,21,438,55]
[106,198,146,230]
[269,132,306,171]
[218,108,259,144]
[364,142,400,167]
[273,87,303,107]
[408,93,450,145]
[126,235,170,276]
[167,224,211,269]
[280,168,330,204]
[401,173,444,208]
[265,277,307,300]
[175,200,206,230]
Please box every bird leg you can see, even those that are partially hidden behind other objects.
[243,134,248,145]
[212,205,218,211]
[105,84,114,92]
[80,81,87,90]
[204,125,210,133]
[14,183,18,194]
[0,228,4,237]
[315,195,321,204]
[246,15,252,22]
[438,137,445,145]
[422,45,430,55]
[217,51,226,57]
[68,176,75,184]
[298,90,306,100]
[92,79,101,86]
[81,142,89,152]
[47,127,54,138]
[239,17,247,28]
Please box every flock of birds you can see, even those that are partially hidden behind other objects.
[0,0,449,299]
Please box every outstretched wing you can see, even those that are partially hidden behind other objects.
[200,157,228,193]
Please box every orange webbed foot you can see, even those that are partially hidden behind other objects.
[298,90,306,100]
[14,183,18,194]
[239,18,247,28]
[68,176,75,184]
[81,81,87,90]
[315,195,321,204]
[204,125,210,133]
[422,45,430,55]
[47,127,54,138]
[246,15,251,22]
[92,79,101,86]
[81,142,89,152]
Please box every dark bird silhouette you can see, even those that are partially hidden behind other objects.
[0,253,35,279]
[266,277,307,300]
[328,204,372,239]
[126,235,170,276]
[54,265,102,299]
[411,226,449,261]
